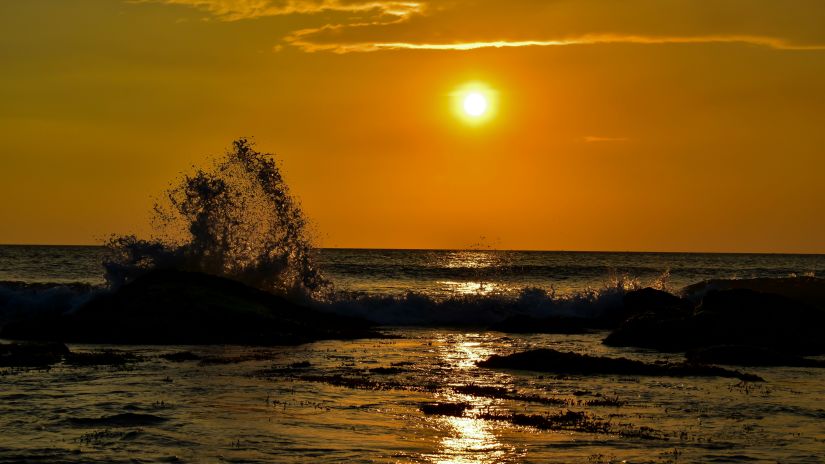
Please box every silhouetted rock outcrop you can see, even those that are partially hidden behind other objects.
[490,287,692,334]
[478,348,762,381]
[1,269,381,345]
[605,287,825,355]
[683,276,825,310]
[616,287,692,322]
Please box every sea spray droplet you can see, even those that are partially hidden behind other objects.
[103,139,328,299]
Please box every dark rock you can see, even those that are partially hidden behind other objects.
[615,287,692,322]
[686,345,825,368]
[477,348,763,381]
[369,366,405,374]
[452,384,511,397]
[67,413,167,427]
[65,350,141,366]
[0,269,381,345]
[0,341,69,367]
[603,311,695,352]
[490,288,692,334]
[683,276,825,310]
[452,384,567,406]
[420,402,470,417]
[605,288,825,355]
[476,410,663,439]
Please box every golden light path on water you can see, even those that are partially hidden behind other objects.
[431,250,511,462]
[435,250,518,296]
[437,251,507,269]
[427,335,517,463]
[2,329,825,462]
[435,416,504,464]
[438,280,509,295]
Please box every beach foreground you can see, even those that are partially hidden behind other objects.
[2,330,824,463]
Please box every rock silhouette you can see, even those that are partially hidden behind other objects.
[1,269,380,345]
[605,286,825,356]
[478,348,763,381]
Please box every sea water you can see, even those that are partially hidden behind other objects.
[2,245,823,295]
[1,246,824,462]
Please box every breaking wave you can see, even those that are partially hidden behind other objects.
[315,272,665,326]
[2,272,823,329]
[0,282,631,329]
[103,139,327,300]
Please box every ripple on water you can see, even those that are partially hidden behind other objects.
[1,330,824,462]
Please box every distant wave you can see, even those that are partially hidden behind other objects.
[322,263,816,280]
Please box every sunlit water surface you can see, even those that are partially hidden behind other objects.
[2,246,824,297]
[2,330,824,463]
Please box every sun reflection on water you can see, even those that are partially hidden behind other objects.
[427,333,519,463]
[433,416,509,464]
[437,251,507,269]
[437,280,511,296]
[431,250,519,297]
[437,334,496,370]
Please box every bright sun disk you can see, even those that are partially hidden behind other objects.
[463,92,488,117]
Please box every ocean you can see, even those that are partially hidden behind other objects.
[1,245,825,462]
[2,244,823,295]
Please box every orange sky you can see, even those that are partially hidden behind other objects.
[1,1,824,252]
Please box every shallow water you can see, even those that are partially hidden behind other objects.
[2,330,823,463]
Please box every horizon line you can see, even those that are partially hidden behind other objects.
[1,243,823,257]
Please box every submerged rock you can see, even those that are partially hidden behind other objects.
[476,409,664,439]
[67,412,167,427]
[1,269,381,345]
[0,341,69,367]
[477,348,763,381]
[64,350,141,366]
[419,402,470,417]
[686,345,825,368]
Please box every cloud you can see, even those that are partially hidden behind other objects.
[285,33,825,54]
[140,0,825,53]
[135,0,424,22]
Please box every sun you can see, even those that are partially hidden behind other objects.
[463,92,488,117]
[452,82,497,124]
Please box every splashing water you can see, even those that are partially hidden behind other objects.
[104,139,328,299]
